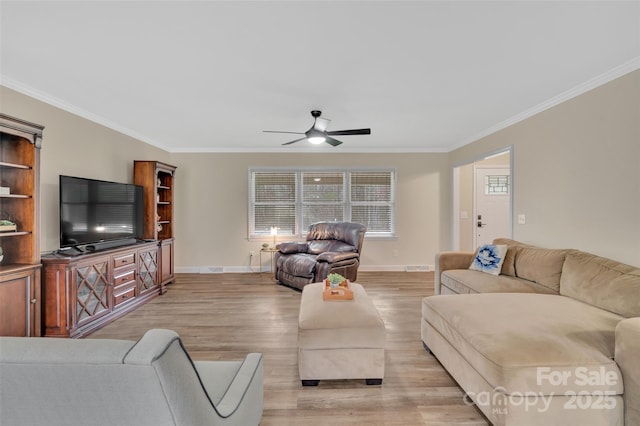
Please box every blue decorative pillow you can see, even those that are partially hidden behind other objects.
[469,244,508,275]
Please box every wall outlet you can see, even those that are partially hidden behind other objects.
[518,214,526,225]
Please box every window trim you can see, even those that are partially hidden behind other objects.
[248,167,396,240]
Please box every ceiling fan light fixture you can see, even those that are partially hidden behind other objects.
[265,110,370,147]
[308,136,326,144]
[306,127,326,144]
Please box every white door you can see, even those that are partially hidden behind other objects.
[474,167,511,247]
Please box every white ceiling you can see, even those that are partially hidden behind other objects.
[1,1,639,153]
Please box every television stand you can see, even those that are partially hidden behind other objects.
[42,241,161,338]
[85,238,138,252]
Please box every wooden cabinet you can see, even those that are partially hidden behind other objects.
[159,238,174,287]
[0,114,43,337]
[138,245,159,296]
[134,161,176,289]
[74,254,111,329]
[0,265,41,337]
[41,242,160,338]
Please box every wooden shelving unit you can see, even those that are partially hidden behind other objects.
[0,113,44,337]
[134,161,177,289]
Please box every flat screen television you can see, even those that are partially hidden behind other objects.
[59,175,144,249]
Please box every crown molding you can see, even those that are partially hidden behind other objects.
[450,57,640,151]
[0,76,448,154]
[4,57,639,154]
[0,75,170,151]
[167,146,449,154]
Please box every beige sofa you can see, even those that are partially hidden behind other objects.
[0,329,264,426]
[422,239,640,425]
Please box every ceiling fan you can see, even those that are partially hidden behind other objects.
[263,110,371,146]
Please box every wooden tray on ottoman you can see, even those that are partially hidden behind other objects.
[323,279,354,300]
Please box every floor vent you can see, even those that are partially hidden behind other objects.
[199,266,224,274]
[405,265,431,272]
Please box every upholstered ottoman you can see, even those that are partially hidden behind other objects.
[298,282,385,386]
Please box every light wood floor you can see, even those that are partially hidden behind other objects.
[90,271,489,425]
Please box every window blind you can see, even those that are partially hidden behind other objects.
[350,171,394,234]
[301,172,345,229]
[249,168,394,238]
[251,172,296,236]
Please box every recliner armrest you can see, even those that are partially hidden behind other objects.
[316,251,359,263]
[277,242,308,254]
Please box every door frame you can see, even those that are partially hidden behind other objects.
[451,146,513,251]
[473,165,511,249]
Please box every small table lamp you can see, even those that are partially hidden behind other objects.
[270,226,278,248]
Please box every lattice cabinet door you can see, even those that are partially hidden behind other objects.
[73,257,111,327]
[138,248,159,295]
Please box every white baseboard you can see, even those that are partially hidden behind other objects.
[176,264,434,274]
[360,265,432,272]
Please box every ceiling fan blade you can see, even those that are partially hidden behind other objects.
[324,136,343,147]
[263,130,305,135]
[314,117,331,132]
[282,137,307,146]
[326,128,371,136]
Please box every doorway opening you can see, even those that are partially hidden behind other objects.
[452,148,512,251]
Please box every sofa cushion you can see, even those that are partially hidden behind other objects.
[441,270,556,295]
[492,238,535,277]
[306,221,364,248]
[469,244,507,275]
[422,293,624,395]
[560,251,640,318]
[513,247,568,293]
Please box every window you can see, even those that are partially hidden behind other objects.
[350,171,393,233]
[252,172,296,236]
[485,175,509,195]
[249,168,395,238]
[301,171,345,229]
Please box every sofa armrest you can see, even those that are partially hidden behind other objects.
[123,329,180,365]
[434,251,474,295]
[316,251,359,263]
[209,353,264,418]
[277,242,308,254]
[615,317,640,426]
[128,330,264,424]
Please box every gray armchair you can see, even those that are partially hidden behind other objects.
[274,221,366,291]
[0,329,263,425]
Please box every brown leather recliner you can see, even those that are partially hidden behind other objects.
[274,222,366,291]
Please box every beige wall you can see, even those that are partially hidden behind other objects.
[3,68,638,269]
[457,162,474,251]
[450,70,640,266]
[170,153,449,272]
[0,87,170,252]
